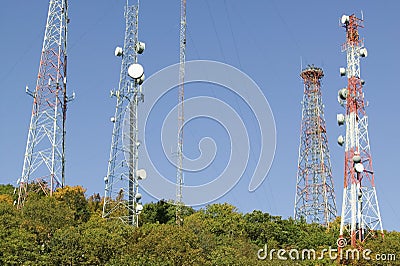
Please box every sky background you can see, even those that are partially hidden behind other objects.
[1,1,399,231]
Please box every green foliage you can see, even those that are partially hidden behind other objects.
[0,184,18,203]
[140,199,195,225]
[0,184,399,266]
[21,195,75,246]
[0,184,15,195]
[88,192,102,213]
[204,203,245,236]
[139,200,176,224]
[47,216,132,265]
[54,186,91,222]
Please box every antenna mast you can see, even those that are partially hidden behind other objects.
[176,0,186,226]
[337,14,383,247]
[102,0,146,226]
[294,65,337,226]
[17,0,71,207]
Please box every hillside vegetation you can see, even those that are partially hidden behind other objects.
[0,185,398,265]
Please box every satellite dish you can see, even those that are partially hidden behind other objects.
[340,67,346,77]
[136,204,143,212]
[338,88,348,100]
[104,176,108,183]
[352,155,362,163]
[137,169,147,180]
[128,63,144,79]
[354,163,364,173]
[135,193,142,200]
[337,114,345,126]
[341,15,350,24]
[110,117,116,123]
[137,74,145,85]
[135,42,145,54]
[337,135,345,146]
[115,46,123,57]
[359,47,368,57]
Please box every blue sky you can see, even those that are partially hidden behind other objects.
[1,1,399,231]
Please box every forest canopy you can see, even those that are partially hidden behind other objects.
[0,184,398,265]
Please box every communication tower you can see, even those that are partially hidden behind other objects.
[337,14,383,247]
[17,0,72,207]
[176,0,186,226]
[294,65,337,226]
[102,0,146,226]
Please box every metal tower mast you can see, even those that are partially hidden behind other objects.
[102,0,146,226]
[176,0,186,226]
[337,14,383,247]
[294,65,337,226]
[17,0,71,207]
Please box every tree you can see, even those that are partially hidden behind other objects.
[21,195,75,246]
[0,184,15,195]
[0,200,45,265]
[139,200,175,225]
[0,184,17,203]
[122,223,209,266]
[0,184,398,265]
[54,186,91,223]
[47,216,132,265]
[202,203,245,238]
[139,200,194,225]
[88,192,102,213]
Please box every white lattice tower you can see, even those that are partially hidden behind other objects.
[102,0,145,226]
[176,0,186,226]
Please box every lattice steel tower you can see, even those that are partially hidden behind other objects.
[17,0,71,207]
[176,0,186,226]
[294,65,337,226]
[337,14,383,247]
[102,0,146,226]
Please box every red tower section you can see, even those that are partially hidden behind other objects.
[337,14,383,248]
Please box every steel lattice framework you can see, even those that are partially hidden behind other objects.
[102,0,144,226]
[338,14,383,247]
[294,66,337,226]
[17,0,70,207]
[176,0,186,226]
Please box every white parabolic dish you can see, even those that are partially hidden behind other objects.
[128,63,144,79]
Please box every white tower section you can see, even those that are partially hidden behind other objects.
[102,0,146,226]
[176,0,186,226]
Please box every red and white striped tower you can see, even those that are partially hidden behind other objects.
[17,0,71,207]
[337,14,383,247]
[294,65,337,226]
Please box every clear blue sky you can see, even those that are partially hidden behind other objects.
[0,1,399,231]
